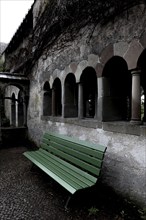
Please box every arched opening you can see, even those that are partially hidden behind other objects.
[80,67,97,118]
[137,49,146,123]
[102,56,131,121]
[11,93,16,126]
[64,73,78,117]
[43,81,52,116]
[18,90,24,126]
[4,85,25,127]
[52,78,62,116]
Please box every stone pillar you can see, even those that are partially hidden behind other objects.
[52,88,56,116]
[143,92,146,124]
[97,77,110,121]
[62,85,65,118]
[23,99,27,127]
[10,102,13,126]
[130,70,141,125]
[94,78,98,119]
[78,83,84,119]
[11,101,16,126]
[16,101,18,127]
[0,96,2,145]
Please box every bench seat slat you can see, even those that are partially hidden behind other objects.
[41,142,100,177]
[25,151,84,190]
[24,151,92,191]
[23,152,77,194]
[38,148,97,184]
[31,151,88,189]
[36,150,95,187]
[23,132,107,198]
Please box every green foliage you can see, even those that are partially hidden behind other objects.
[138,207,146,220]
[88,206,99,217]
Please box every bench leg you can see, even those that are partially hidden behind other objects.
[65,196,71,211]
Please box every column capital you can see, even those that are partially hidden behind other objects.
[78,82,83,85]
[131,69,141,75]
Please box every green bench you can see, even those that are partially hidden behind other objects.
[23,132,107,207]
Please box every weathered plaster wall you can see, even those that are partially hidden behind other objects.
[27,119,146,207]
[25,4,146,207]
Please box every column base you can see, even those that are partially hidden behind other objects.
[130,119,142,125]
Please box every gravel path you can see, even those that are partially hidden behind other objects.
[0,146,142,220]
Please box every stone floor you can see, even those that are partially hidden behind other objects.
[0,146,142,220]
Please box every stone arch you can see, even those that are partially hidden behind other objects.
[101,56,131,121]
[49,69,61,88]
[80,67,97,118]
[4,84,27,127]
[75,60,91,82]
[100,44,114,67]
[137,49,146,122]
[52,78,62,116]
[4,85,19,127]
[64,73,78,118]
[62,62,78,85]
[124,39,143,70]
[43,81,52,116]
[3,83,25,95]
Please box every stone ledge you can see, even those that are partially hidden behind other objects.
[41,116,146,136]
[102,121,146,136]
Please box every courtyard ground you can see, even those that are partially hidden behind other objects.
[0,145,145,220]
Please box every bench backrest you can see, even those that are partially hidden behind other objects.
[40,132,107,178]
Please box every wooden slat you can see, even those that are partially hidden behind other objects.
[42,135,105,160]
[24,151,92,190]
[37,150,96,187]
[25,151,82,190]
[42,140,102,168]
[38,148,97,184]
[23,132,107,195]
[23,152,77,194]
[40,142,100,176]
[32,151,88,188]
[44,132,106,152]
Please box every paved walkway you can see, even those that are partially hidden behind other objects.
[0,146,89,220]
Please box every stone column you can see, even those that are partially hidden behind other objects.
[143,92,146,124]
[94,78,98,119]
[62,85,65,118]
[130,70,141,124]
[11,101,16,126]
[0,96,2,145]
[23,98,27,127]
[10,101,13,126]
[78,83,84,119]
[52,88,56,116]
[97,77,110,121]
[16,101,18,127]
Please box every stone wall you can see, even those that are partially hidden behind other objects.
[27,118,146,207]
[4,3,146,207]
